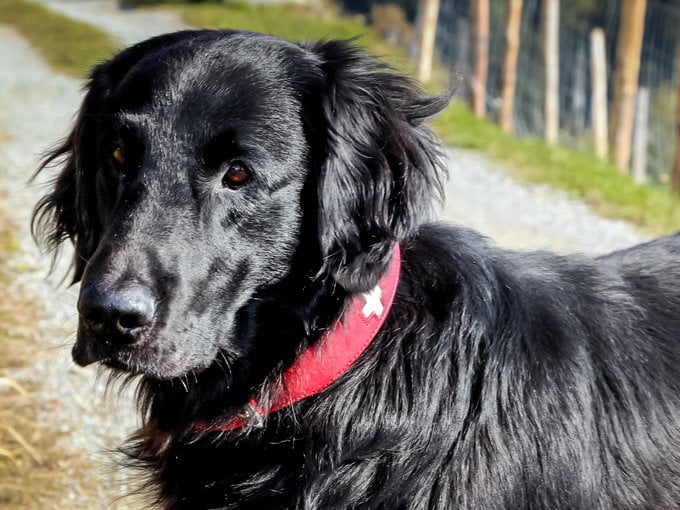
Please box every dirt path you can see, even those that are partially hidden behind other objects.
[35,0,186,47]
[442,149,647,253]
[0,1,647,507]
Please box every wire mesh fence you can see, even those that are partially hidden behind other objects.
[432,0,680,184]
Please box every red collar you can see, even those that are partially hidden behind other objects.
[202,244,401,431]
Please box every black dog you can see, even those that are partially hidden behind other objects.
[33,30,680,509]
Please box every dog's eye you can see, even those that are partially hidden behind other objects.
[112,147,125,166]
[222,162,251,190]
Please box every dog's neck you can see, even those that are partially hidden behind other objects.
[198,244,401,431]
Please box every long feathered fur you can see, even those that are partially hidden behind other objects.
[32,31,680,509]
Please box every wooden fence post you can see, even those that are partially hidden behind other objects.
[612,0,647,173]
[470,0,489,118]
[590,28,608,159]
[417,0,441,83]
[672,44,680,194]
[632,87,649,184]
[572,41,588,135]
[500,0,524,133]
[543,0,559,145]
[455,17,471,96]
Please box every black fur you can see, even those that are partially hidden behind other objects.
[33,30,680,509]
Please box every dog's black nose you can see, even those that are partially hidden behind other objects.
[78,285,156,342]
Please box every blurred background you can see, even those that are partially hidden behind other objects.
[0,0,678,507]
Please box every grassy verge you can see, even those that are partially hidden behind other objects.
[0,200,101,508]
[0,202,53,507]
[0,0,116,78]
[433,102,680,235]
[170,2,409,67]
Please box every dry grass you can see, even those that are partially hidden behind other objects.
[0,198,106,508]
[0,200,60,507]
[0,191,144,508]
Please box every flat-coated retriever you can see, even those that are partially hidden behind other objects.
[33,30,680,509]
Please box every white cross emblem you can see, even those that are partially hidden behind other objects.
[361,285,384,318]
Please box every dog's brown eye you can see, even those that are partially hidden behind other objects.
[222,162,251,190]
[112,146,125,165]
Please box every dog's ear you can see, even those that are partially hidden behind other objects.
[32,31,202,283]
[304,40,450,293]
[31,64,111,283]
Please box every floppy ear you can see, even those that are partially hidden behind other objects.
[32,31,203,283]
[306,40,450,293]
[31,66,111,283]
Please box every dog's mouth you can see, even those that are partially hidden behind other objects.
[72,335,140,372]
[73,346,193,380]
[72,330,222,381]
[102,357,138,374]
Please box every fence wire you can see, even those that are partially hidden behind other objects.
[434,0,680,183]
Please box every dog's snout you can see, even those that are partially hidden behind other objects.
[78,285,156,342]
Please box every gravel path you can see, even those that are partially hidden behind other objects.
[36,0,187,47]
[442,149,647,253]
[0,2,647,507]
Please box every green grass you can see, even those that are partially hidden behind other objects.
[433,101,680,236]
[170,2,409,68]
[0,0,117,78]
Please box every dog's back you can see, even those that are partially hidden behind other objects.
[403,224,680,509]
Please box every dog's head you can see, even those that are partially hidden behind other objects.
[33,31,447,381]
